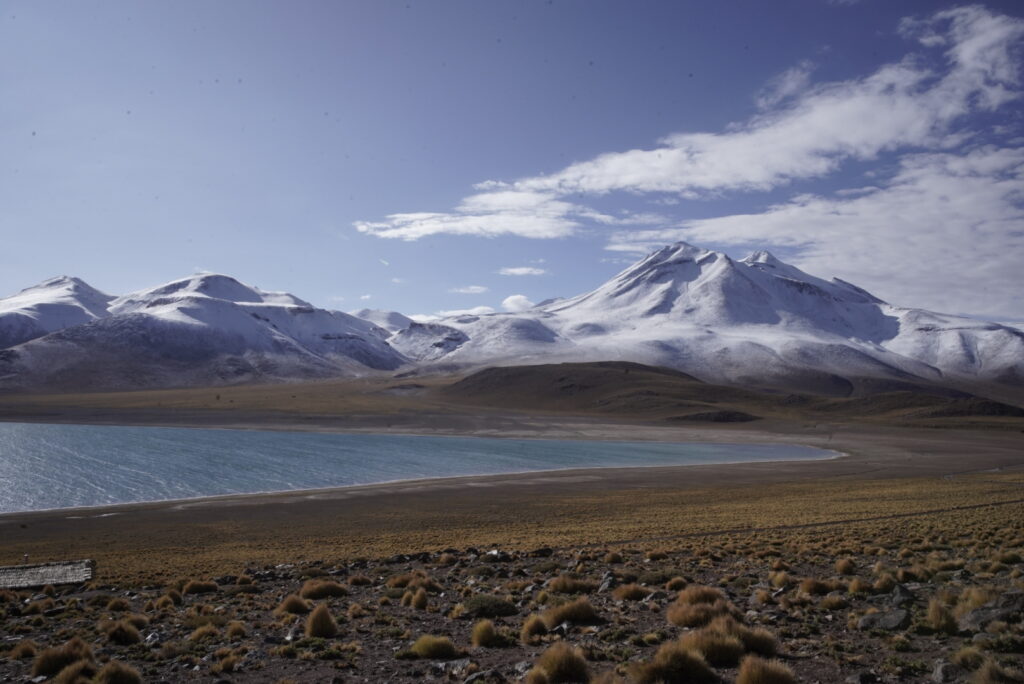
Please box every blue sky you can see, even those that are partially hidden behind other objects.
[2,1,1023,323]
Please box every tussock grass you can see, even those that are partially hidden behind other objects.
[387,570,442,592]
[953,646,985,670]
[679,628,744,666]
[299,579,348,599]
[666,598,737,628]
[100,619,142,645]
[521,614,548,644]
[104,597,130,612]
[835,558,856,575]
[548,574,598,594]
[408,634,459,659]
[534,642,589,683]
[471,619,501,647]
[32,637,93,678]
[629,640,716,684]
[94,660,143,684]
[736,655,797,684]
[348,574,372,586]
[8,639,37,659]
[189,624,219,642]
[411,587,428,610]
[612,583,649,601]
[275,594,311,615]
[666,576,687,591]
[31,634,94,679]
[542,597,601,628]
[970,660,1024,684]
[305,603,338,638]
[799,578,840,595]
[819,594,849,611]
[464,594,518,617]
[848,577,872,594]
[675,585,727,605]
[226,620,248,639]
[926,597,957,634]
[182,580,218,595]
[53,659,98,684]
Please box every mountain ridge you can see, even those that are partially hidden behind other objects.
[1,243,1021,403]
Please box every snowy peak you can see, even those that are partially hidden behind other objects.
[110,274,311,315]
[5,275,113,316]
[0,275,114,348]
[351,308,414,335]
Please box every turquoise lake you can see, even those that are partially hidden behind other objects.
[0,422,836,513]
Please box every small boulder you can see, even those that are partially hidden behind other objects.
[858,609,910,631]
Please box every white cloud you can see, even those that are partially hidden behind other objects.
[608,145,1024,319]
[436,305,495,317]
[499,266,546,276]
[359,294,372,301]
[449,285,489,294]
[354,6,1023,246]
[502,294,535,312]
[354,190,584,240]
[520,5,1023,198]
[390,277,406,284]
[756,60,814,109]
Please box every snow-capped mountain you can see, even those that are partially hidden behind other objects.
[390,243,1024,401]
[0,274,404,390]
[1,244,1021,401]
[0,276,113,349]
[350,309,414,335]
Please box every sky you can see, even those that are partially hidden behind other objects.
[2,1,1023,324]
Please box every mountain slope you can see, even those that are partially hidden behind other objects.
[1,244,1020,401]
[0,274,404,391]
[397,243,1024,403]
[0,276,113,349]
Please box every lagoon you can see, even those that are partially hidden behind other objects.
[0,422,835,513]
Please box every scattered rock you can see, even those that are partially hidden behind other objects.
[891,584,915,608]
[931,659,964,683]
[858,609,910,631]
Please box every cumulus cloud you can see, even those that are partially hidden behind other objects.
[608,145,1024,318]
[449,285,489,294]
[499,266,546,276]
[502,294,535,312]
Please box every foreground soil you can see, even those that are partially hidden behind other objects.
[0,419,1023,682]
[2,471,1024,683]
[1,362,1023,682]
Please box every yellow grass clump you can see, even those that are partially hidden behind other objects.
[409,634,459,659]
[94,660,143,684]
[305,603,339,638]
[299,579,348,599]
[471,619,501,648]
[542,597,601,629]
[31,638,94,679]
[533,642,589,683]
[521,614,549,644]
[629,640,716,684]
[736,655,797,684]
